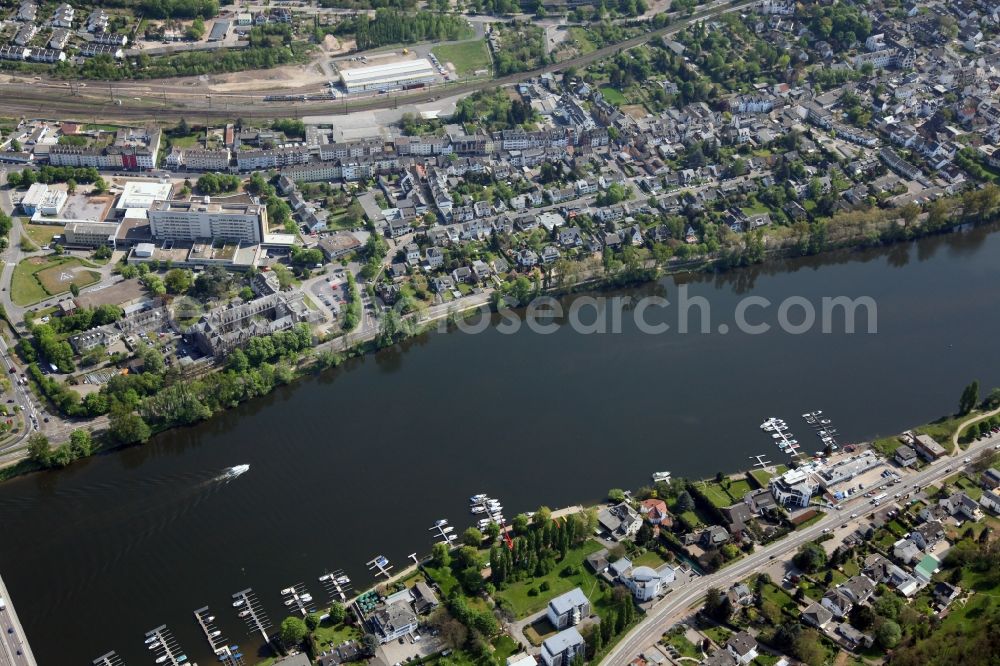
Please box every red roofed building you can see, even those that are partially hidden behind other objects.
[640,499,673,528]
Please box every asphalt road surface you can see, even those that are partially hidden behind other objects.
[0,574,37,666]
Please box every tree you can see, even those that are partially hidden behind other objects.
[792,542,827,573]
[279,616,308,647]
[27,433,51,466]
[960,380,981,415]
[164,268,194,294]
[66,178,77,194]
[328,601,346,624]
[676,490,695,513]
[431,541,451,568]
[608,488,626,502]
[69,429,93,457]
[875,619,901,649]
[93,177,108,194]
[70,282,80,297]
[793,629,826,666]
[462,526,484,546]
[108,408,151,445]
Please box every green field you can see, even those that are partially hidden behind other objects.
[23,224,62,247]
[567,27,597,54]
[599,86,628,105]
[11,256,100,305]
[432,39,491,77]
[494,540,605,617]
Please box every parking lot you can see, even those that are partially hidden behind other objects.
[309,272,348,313]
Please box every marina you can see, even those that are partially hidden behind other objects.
[231,589,271,645]
[804,410,841,452]
[194,607,244,666]
[318,570,352,604]
[279,583,315,617]
[367,555,394,579]
[760,417,803,457]
[144,625,187,666]
[428,518,457,544]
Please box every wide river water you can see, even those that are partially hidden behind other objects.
[2,226,1000,664]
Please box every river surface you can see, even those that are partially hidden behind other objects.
[2,226,1000,665]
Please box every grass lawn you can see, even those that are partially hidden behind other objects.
[494,540,605,618]
[169,133,202,149]
[599,86,628,106]
[872,435,902,456]
[523,618,556,647]
[663,631,700,659]
[724,478,752,500]
[11,256,101,305]
[842,559,860,577]
[23,224,62,246]
[311,621,360,652]
[702,625,731,646]
[697,481,733,508]
[432,39,491,77]
[632,549,667,568]
[749,469,773,487]
[491,635,519,662]
[760,583,796,611]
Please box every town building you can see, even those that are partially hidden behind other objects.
[188,292,318,358]
[545,588,589,630]
[339,59,438,93]
[148,198,266,244]
[539,627,585,666]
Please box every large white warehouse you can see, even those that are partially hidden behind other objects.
[339,58,437,93]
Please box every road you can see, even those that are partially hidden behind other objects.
[601,434,1000,664]
[0,573,36,666]
[0,0,752,122]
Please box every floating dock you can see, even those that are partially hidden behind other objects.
[367,555,394,579]
[761,417,803,457]
[144,624,188,666]
[195,606,245,666]
[429,519,457,544]
[804,410,839,452]
[319,569,352,604]
[232,588,271,645]
[91,651,124,666]
[279,583,315,618]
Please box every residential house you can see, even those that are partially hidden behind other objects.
[620,564,675,602]
[822,588,854,619]
[540,628,585,666]
[700,525,730,548]
[597,502,642,542]
[404,243,421,265]
[425,247,444,269]
[893,538,921,565]
[371,600,418,643]
[940,492,982,522]
[894,444,918,467]
[639,499,672,527]
[933,582,960,608]
[840,575,876,605]
[981,468,1000,490]
[545,588,590,630]
[726,583,753,607]
[837,623,873,650]
[725,632,758,665]
[801,602,833,629]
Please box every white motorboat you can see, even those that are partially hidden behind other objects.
[469,494,487,504]
[145,637,157,645]
[281,587,295,595]
[319,574,331,582]
[335,576,350,585]
[232,599,245,608]
[284,599,296,606]
[652,471,671,482]
[221,464,250,479]
[148,642,160,650]
[238,610,250,618]
[300,594,312,603]
[470,506,486,514]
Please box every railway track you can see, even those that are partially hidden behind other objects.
[0,0,752,122]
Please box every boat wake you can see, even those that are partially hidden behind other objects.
[215,464,250,482]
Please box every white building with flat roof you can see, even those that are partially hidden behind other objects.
[148,197,266,244]
[116,181,173,210]
[339,58,437,93]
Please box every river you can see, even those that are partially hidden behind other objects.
[1,225,999,665]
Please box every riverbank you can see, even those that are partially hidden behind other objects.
[5,191,1000,485]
